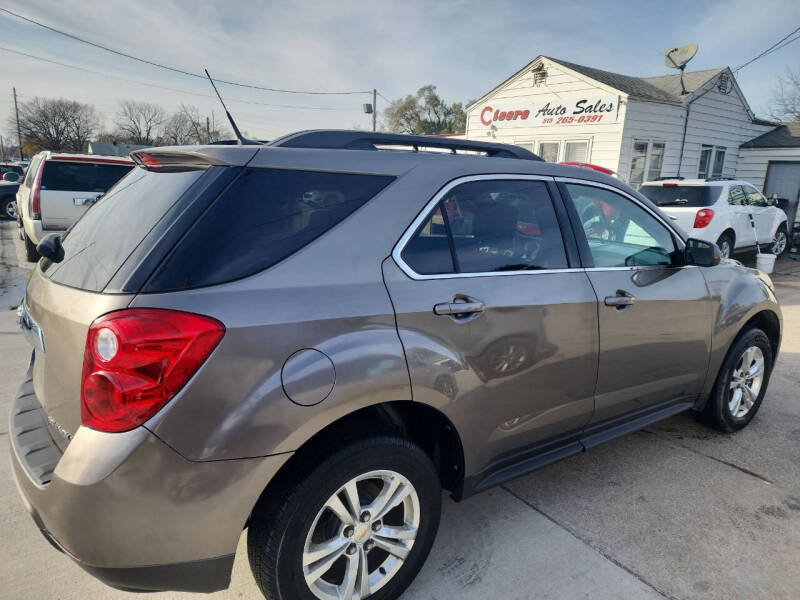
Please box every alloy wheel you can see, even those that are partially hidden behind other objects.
[771,230,787,255]
[3,199,16,220]
[728,345,764,418]
[302,470,420,600]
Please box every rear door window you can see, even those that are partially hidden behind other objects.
[144,168,395,291]
[41,161,133,192]
[401,179,568,274]
[42,167,206,291]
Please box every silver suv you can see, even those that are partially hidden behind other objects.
[11,131,781,599]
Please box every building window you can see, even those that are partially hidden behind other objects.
[538,142,560,163]
[514,141,534,153]
[698,145,726,178]
[628,139,665,189]
[564,140,589,163]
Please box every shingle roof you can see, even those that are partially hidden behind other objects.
[546,57,731,105]
[741,121,800,148]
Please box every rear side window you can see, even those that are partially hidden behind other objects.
[41,161,133,192]
[42,167,205,291]
[144,168,395,291]
[640,185,722,207]
[402,179,568,274]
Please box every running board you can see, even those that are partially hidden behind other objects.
[463,400,694,497]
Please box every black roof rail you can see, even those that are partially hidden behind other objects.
[267,130,543,161]
[653,176,685,181]
[705,176,735,181]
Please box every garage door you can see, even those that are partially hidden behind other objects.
[765,161,800,202]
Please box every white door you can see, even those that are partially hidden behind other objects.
[728,185,754,247]
[742,184,772,243]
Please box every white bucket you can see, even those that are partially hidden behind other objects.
[756,253,776,274]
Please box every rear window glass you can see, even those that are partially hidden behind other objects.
[639,185,722,207]
[144,168,394,292]
[41,161,133,192]
[42,167,204,291]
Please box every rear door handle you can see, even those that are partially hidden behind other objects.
[604,291,636,308]
[434,301,484,315]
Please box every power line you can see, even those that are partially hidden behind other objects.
[0,6,373,95]
[0,46,360,111]
[733,25,800,72]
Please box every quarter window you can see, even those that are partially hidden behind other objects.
[564,183,678,268]
[401,179,568,275]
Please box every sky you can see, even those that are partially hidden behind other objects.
[1,0,799,143]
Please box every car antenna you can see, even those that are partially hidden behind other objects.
[204,69,259,145]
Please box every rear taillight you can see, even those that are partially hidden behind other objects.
[81,309,225,433]
[30,163,43,219]
[693,208,714,228]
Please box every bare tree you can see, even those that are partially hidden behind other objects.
[769,68,800,123]
[161,110,195,145]
[176,104,230,144]
[7,97,99,152]
[115,101,165,145]
[384,85,467,135]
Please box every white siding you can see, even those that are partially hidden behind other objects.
[618,100,685,180]
[737,147,800,192]
[465,59,627,173]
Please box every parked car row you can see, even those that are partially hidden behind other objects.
[11,131,781,600]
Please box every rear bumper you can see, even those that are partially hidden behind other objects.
[9,365,292,593]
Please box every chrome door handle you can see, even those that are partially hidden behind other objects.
[434,301,484,315]
[604,292,636,307]
[73,196,98,206]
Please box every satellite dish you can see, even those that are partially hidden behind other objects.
[662,44,699,95]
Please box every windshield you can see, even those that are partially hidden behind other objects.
[41,167,205,292]
[640,185,723,207]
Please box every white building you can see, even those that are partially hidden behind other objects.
[465,56,800,205]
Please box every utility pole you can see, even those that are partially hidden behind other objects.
[0,135,5,161]
[372,89,377,132]
[13,87,23,161]
[206,116,211,142]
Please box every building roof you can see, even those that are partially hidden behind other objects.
[741,121,800,148]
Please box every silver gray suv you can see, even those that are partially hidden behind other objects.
[10,131,782,599]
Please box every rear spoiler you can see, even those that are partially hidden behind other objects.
[130,147,258,172]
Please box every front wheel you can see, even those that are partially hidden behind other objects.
[701,328,773,432]
[771,224,788,257]
[248,436,442,600]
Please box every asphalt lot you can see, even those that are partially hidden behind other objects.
[1,218,799,600]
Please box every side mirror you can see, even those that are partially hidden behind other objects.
[685,238,721,267]
[2,172,20,182]
[36,233,65,263]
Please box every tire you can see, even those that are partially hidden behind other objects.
[1,196,16,220]
[716,231,734,259]
[701,328,773,432]
[771,224,788,258]
[24,233,40,262]
[248,435,441,600]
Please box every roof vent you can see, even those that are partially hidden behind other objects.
[532,64,548,87]
[717,72,732,95]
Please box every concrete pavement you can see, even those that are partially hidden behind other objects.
[1,219,799,599]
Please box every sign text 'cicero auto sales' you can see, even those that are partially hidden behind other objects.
[478,94,619,128]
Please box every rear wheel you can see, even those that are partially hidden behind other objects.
[2,196,16,220]
[771,224,788,257]
[248,436,441,600]
[716,231,734,259]
[701,328,773,432]
[24,233,40,262]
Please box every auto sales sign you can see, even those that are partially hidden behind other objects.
[477,94,619,128]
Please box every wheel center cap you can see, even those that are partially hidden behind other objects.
[354,523,370,542]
